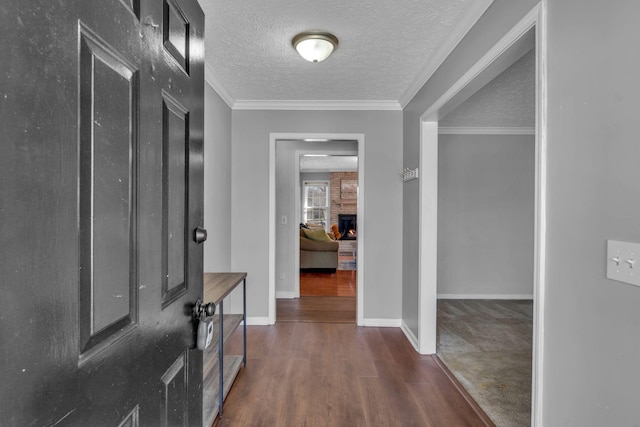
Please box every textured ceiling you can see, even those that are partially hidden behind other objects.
[440,48,535,128]
[197,0,489,106]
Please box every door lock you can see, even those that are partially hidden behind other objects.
[193,299,216,350]
[194,226,207,244]
[193,298,215,320]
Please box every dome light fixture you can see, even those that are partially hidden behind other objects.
[292,31,339,63]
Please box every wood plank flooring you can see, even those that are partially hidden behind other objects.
[214,323,492,427]
[277,296,356,323]
[300,270,356,297]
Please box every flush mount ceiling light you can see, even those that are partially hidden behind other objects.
[292,31,339,63]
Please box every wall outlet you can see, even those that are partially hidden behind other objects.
[606,240,640,287]
[278,274,285,280]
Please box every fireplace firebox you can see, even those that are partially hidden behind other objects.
[338,214,357,240]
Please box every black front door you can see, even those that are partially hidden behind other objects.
[1,0,205,425]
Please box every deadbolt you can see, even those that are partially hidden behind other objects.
[194,226,207,244]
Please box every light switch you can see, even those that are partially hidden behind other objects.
[606,240,640,287]
[280,216,287,225]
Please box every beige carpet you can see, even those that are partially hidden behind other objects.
[437,299,532,427]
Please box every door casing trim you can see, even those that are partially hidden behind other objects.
[416,4,547,426]
[269,133,365,325]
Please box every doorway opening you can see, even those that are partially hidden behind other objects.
[268,134,365,325]
[415,5,546,426]
[435,43,536,426]
[285,154,358,323]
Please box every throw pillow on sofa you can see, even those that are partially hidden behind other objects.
[302,228,332,242]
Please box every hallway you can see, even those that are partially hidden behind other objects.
[216,323,493,426]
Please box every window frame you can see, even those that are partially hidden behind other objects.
[302,180,330,229]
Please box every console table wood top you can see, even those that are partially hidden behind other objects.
[204,272,247,304]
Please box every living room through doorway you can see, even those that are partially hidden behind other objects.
[277,145,358,323]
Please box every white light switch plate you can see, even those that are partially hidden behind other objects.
[606,240,640,287]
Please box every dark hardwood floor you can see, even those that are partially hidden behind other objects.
[285,269,357,323]
[300,270,356,297]
[277,296,356,323]
[214,323,493,427]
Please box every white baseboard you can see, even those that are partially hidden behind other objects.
[244,317,271,325]
[275,291,295,299]
[362,318,402,328]
[438,126,535,135]
[437,293,534,300]
[400,320,419,352]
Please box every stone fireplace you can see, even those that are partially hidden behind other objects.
[330,172,357,227]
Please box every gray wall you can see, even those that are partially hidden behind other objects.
[438,134,534,297]
[231,110,403,321]
[402,0,539,339]
[543,0,640,424]
[276,143,355,296]
[203,82,232,272]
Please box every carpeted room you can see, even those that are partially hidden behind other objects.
[434,47,536,427]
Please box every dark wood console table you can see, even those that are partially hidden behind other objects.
[202,272,247,426]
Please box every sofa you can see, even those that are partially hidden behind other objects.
[300,228,339,271]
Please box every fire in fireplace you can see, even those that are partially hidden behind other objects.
[338,214,357,240]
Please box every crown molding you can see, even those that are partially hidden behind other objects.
[232,99,402,111]
[438,126,535,135]
[204,63,235,108]
[399,0,495,108]
[420,5,539,121]
[204,0,493,112]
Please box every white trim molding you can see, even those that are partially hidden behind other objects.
[204,63,235,108]
[437,294,534,300]
[401,320,420,353]
[362,319,402,328]
[532,3,547,426]
[438,126,535,135]
[415,3,546,425]
[269,133,366,326]
[420,5,540,122]
[234,100,401,111]
[418,121,439,356]
[275,291,295,299]
[399,0,496,108]
[245,317,270,326]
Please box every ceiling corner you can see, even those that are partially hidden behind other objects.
[204,63,236,108]
[399,0,496,108]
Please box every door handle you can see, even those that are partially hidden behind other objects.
[194,226,207,244]
[193,299,216,350]
[193,298,216,319]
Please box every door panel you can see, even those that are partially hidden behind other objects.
[119,405,141,427]
[162,92,189,308]
[163,0,191,74]
[160,351,189,426]
[120,0,142,20]
[78,23,139,358]
[0,0,205,424]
